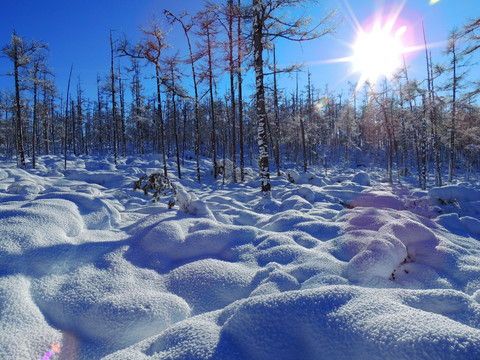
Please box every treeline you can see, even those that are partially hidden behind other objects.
[1,1,479,193]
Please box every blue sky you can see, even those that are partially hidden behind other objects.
[0,0,478,101]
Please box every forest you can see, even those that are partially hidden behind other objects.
[1,1,479,195]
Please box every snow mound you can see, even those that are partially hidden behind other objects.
[6,180,45,195]
[37,192,121,230]
[0,275,62,359]
[429,186,480,203]
[33,253,190,352]
[351,189,405,210]
[65,169,127,187]
[166,259,255,314]
[345,230,407,283]
[351,171,371,186]
[297,186,316,202]
[429,185,480,231]
[128,213,258,271]
[106,286,480,360]
[281,194,314,210]
[260,209,342,241]
[0,169,8,181]
[461,216,480,235]
[338,203,444,285]
[0,198,84,254]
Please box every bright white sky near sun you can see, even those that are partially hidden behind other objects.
[0,0,478,100]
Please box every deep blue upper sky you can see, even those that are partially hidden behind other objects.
[0,0,477,102]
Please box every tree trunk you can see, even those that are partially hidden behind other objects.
[32,74,38,169]
[253,0,270,196]
[64,64,73,170]
[96,75,104,155]
[228,0,237,182]
[71,100,76,156]
[449,42,457,183]
[155,67,168,177]
[420,96,428,190]
[238,0,245,182]
[206,26,218,179]
[170,66,181,179]
[118,66,127,157]
[110,31,118,164]
[43,77,49,155]
[399,88,408,176]
[298,74,307,173]
[273,46,281,176]
[182,102,187,165]
[13,36,26,168]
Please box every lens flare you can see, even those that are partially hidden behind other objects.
[41,344,61,360]
[315,97,329,112]
[51,344,61,354]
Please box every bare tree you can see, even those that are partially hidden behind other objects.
[110,30,118,164]
[28,46,50,168]
[163,55,185,179]
[196,8,222,179]
[251,0,338,196]
[128,58,145,156]
[462,17,480,57]
[445,28,467,182]
[164,10,202,183]
[237,0,246,181]
[40,74,55,155]
[64,64,73,170]
[213,0,239,182]
[118,64,127,157]
[423,23,442,187]
[2,31,47,168]
[118,19,169,176]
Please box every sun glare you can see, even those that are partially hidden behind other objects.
[352,21,407,85]
[312,1,436,92]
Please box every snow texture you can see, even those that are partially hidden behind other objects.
[1,155,480,360]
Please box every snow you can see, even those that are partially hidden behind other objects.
[1,155,480,359]
[351,171,371,186]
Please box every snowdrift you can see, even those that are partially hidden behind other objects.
[1,155,480,360]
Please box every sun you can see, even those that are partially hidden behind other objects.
[352,20,407,85]
[311,2,433,91]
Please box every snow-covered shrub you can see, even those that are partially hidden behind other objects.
[428,186,480,204]
[175,186,215,219]
[133,173,176,206]
[428,185,480,217]
[286,170,317,184]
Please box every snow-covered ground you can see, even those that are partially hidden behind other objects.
[1,155,480,359]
